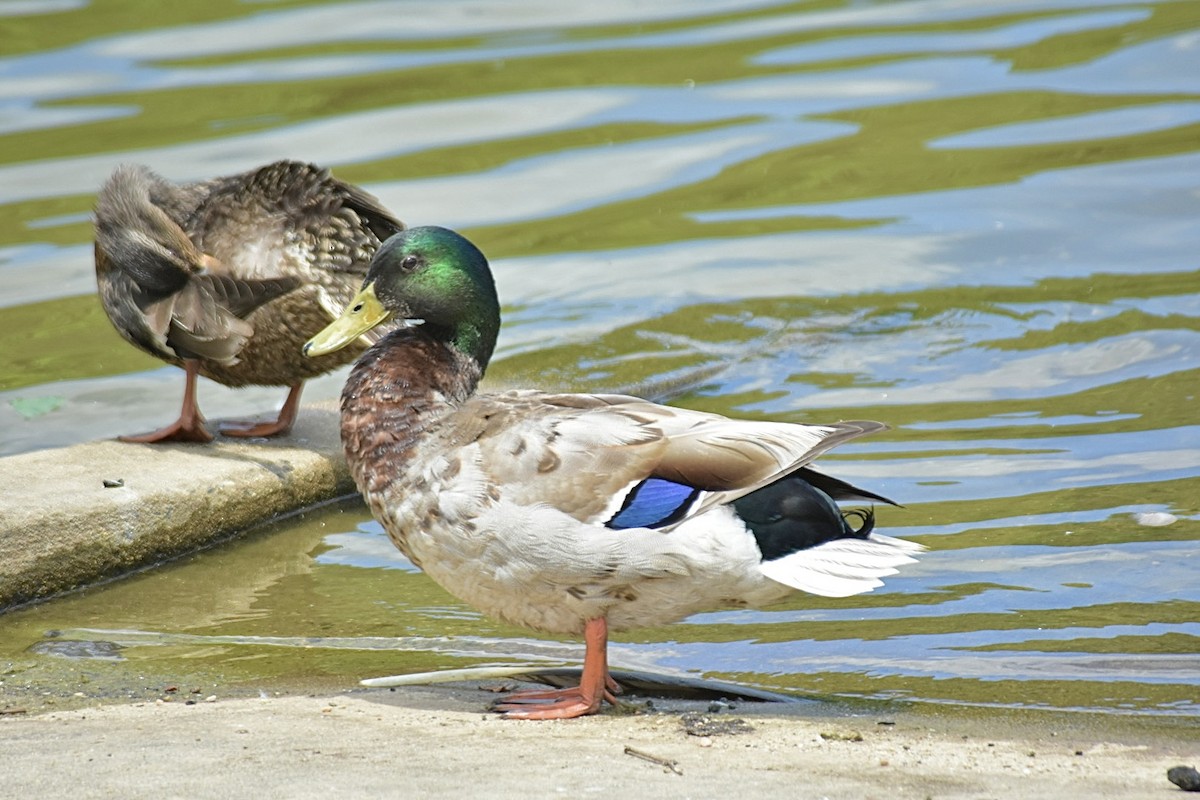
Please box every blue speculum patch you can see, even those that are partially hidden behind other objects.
[607,477,700,530]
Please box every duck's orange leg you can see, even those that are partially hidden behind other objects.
[220,382,303,438]
[493,617,621,720]
[119,360,213,444]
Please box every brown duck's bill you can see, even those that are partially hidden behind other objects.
[304,283,419,357]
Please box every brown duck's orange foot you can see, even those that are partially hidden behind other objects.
[118,416,213,444]
[119,359,213,443]
[220,383,303,439]
[218,417,294,438]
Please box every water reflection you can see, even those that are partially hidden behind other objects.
[0,91,631,204]
[756,10,1152,66]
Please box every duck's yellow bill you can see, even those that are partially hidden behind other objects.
[304,283,390,357]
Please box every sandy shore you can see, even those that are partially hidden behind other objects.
[2,681,1193,799]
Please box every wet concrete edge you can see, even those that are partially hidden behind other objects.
[0,405,354,611]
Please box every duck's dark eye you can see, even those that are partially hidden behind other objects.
[401,254,420,272]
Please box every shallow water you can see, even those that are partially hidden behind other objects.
[0,0,1197,717]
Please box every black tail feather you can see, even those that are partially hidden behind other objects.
[734,472,891,561]
[795,467,901,507]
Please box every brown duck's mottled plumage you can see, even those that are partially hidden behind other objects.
[94,160,405,441]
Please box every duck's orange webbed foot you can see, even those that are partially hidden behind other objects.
[491,618,619,720]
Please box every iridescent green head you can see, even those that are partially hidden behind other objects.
[305,226,500,369]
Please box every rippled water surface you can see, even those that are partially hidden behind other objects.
[1,0,1198,717]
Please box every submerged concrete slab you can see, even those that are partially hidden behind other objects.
[0,405,353,611]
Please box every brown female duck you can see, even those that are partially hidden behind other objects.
[94,160,404,442]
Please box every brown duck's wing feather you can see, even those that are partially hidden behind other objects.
[157,273,300,364]
[192,161,404,280]
[451,391,882,527]
[159,285,253,363]
[332,176,407,246]
[191,272,300,320]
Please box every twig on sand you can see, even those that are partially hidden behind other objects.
[624,745,683,775]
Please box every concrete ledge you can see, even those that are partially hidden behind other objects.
[0,406,353,611]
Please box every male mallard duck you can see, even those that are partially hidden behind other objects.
[305,226,922,719]
[94,160,404,443]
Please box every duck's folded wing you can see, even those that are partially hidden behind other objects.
[163,273,300,364]
[190,272,300,319]
[453,392,666,523]
[465,392,883,530]
[333,177,406,244]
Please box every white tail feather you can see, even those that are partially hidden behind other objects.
[758,534,925,598]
